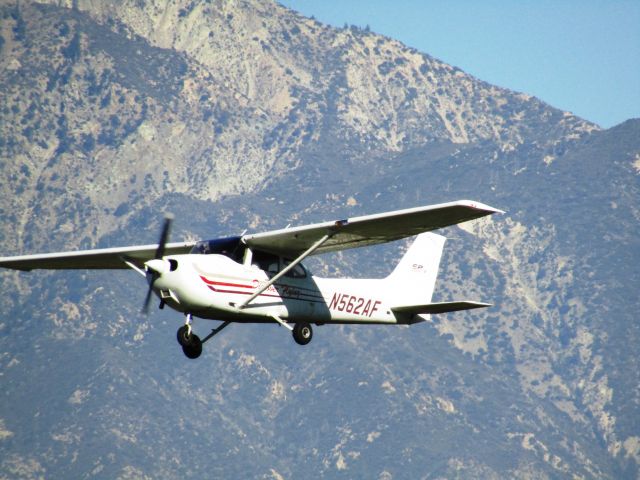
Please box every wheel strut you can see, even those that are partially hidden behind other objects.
[177,313,202,359]
[185,312,193,336]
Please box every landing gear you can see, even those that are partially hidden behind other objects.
[177,314,201,359]
[292,322,313,345]
[177,324,202,359]
[176,314,232,359]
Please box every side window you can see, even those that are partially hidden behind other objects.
[250,252,307,279]
[283,259,307,279]
[251,251,280,275]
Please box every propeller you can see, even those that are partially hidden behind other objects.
[142,214,174,314]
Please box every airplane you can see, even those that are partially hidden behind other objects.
[0,200,503,359]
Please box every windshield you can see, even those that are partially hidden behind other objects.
[190,236,245,263]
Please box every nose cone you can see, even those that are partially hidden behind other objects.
[145,258,168,276]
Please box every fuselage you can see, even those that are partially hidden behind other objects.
[152,253,399,325]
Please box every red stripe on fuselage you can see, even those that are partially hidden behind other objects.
[199,276,254,289]
[205,285,254,296]
[200,276,325,303]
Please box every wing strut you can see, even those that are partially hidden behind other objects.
[236,233,333,310]
[123,259,147,277]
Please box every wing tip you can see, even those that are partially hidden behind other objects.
[458,200,505,215]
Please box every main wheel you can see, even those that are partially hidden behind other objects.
[182,333,202,359]
[292,323,313,345]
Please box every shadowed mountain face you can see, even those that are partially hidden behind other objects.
[1,1,638,478]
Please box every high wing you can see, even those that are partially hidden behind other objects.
[0,242,195,271]
[242,200,503,257]
[0,200,502,272]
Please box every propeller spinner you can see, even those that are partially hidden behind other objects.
[142,214,174,314]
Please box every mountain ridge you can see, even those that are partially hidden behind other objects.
[1,1,638,478]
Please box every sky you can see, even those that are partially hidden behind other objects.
[279,0,639,129]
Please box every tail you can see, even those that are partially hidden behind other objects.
[386,232,446,307]
[386,232,491,320]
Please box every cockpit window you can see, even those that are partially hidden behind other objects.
[282,259,307,278]
[251,250,280,275]
[190,236,245,263]
[251,252,308,279]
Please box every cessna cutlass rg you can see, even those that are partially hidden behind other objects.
[0,200,503,359]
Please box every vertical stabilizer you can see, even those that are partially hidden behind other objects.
[386,233,446,307]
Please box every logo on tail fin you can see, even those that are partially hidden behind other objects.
[386,233,446,307]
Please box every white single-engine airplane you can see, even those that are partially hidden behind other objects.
[0,200,502,358]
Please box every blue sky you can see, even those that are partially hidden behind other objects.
[279,0,639,128]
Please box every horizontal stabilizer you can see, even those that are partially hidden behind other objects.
[392,301,492,315]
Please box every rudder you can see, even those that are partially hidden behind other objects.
[386,232,446,307]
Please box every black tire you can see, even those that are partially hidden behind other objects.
[293,323,313,345]
[182,333,202,359]
[176,325,191,347]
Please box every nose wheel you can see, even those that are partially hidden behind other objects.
[176,314,232,359]
[177,324,202,359]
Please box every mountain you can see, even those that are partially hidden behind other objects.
[1,1,638,478]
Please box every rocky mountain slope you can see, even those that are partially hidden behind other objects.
[1,1,638,478]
